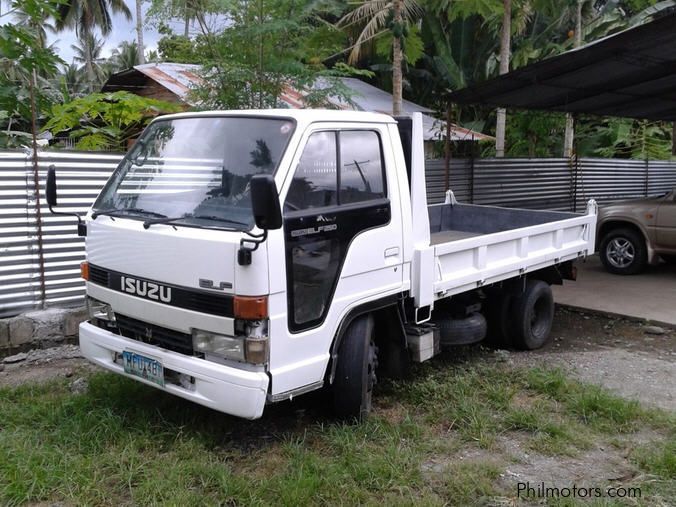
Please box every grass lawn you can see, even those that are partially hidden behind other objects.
[0,352,673,506]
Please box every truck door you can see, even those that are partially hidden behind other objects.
[270,124,404,395]
[656,190,676,251]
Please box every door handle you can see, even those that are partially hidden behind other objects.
[384,247,400,258]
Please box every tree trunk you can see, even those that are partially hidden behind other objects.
[136,0,145,64]
[184,0,190,37]
[495,0,511,157]
[392,0,403,116]
[564,0,584,158]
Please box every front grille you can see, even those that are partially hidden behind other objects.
[87,264,234,318]
[89,265,109,286]
[115,314,193,355]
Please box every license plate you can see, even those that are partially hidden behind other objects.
[122,351,164,387]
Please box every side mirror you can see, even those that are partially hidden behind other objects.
[45,165,86,236]
[46,165,58,208]
[250,174,282,230]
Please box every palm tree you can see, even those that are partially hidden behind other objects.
[135,0,145,64]
[71,31,106,91]
[338,0,423,115]
[58,63,87,99]
[146,49,160,63]
[495,0,511,157]
[110,40,141,71]
[56,0,132,36]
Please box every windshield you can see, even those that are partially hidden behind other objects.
[93,116,295,230]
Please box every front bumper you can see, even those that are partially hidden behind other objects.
[79,321,269,419]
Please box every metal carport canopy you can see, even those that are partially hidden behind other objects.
[447,11,676,121]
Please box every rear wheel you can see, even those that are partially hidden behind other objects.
[333,314,378,420]
[511,280,554,350]
[599,228,647,275]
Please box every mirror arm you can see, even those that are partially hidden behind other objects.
[237,229,268,266]
[48,207,87,236]
[48,205,83,225]
[243,229,265,239]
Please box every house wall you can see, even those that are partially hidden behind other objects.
[134,78,187,106]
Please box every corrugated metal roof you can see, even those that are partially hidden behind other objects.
[132,63,203,99]
[105,63,491,141]
[447,11,676,121]
[328,77,433,114]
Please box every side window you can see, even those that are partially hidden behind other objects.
[285,129,387,212]
[339,131,386,204]
[285,131,337,211]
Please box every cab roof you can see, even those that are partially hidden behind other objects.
[151,109,398,126]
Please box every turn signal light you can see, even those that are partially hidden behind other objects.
[80,261,90,281]
[233,295,268,319]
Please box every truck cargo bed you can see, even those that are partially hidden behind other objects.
[412,201,597,308]
[429,203,579,239]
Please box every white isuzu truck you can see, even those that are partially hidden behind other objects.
[46,110,597,420]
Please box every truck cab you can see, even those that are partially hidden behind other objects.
[46,110,597,420]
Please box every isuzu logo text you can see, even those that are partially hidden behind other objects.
[120,276,172,303]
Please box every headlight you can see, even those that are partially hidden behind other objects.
[192,329,268,365]
[86,296,115,322]
[192,330,246,362]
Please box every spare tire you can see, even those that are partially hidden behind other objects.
[436,312,487,346]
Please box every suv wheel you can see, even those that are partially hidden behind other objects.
[599,228,647,275]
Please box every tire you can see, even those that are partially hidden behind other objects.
[437,312,487,346]
[511,280,554,350]
[661,254,676,265]
[484,290,515,347]
[599,228,647,275]
[333,314,378,420]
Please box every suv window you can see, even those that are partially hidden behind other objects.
[285,130,385,212]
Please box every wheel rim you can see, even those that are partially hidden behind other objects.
[606,238,635,268]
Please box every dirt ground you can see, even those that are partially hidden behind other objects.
[512,306,676,411]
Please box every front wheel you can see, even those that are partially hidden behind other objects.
[333,315,378,421]
[599,228,647,275]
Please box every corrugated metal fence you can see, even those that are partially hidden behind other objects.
[1,151,123,317]
[425,158,676,211]
[1,151,675,317]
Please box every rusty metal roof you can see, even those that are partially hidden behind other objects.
[134,63,203,99]
[102,63,491,141]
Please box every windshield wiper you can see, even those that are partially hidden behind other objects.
[142,214,248,229]
[92,208,168,220]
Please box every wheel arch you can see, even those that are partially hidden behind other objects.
[597,219,648,248]
[325,294,406,385]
